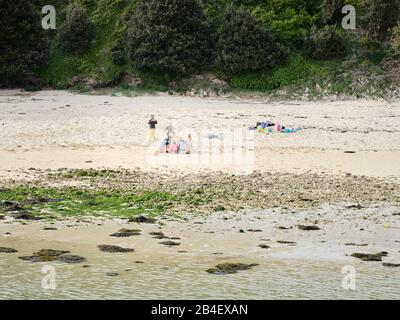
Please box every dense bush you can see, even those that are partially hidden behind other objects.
[0,0,49,86]
[216,5,286,75]
[250,0,318,47]
[304,25,347,60]
[230,54,329,91]
[321,0,344,25]
[390,24,400,53]
[354,0,400,41]
[57,3,95,55]
[127,0,212,77]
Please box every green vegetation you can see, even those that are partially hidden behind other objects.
[2,0,400,98]
[0,0,49,87]
[57,3,95,55]
[216,4,286,75]
[0,186,177,220]
[230,54,332,91]
[304,25,347,60]
[127,0,212,77]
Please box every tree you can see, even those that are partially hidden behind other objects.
[57,3,95,55]
[0,0,49,86]
[127,0,212,77]
[359,0,399,41]
[216,5,286,75]
[304,25,347,60]
[321,0,344,25]
[390,24,400,53]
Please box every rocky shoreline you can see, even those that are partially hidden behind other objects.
[1,169,399,220]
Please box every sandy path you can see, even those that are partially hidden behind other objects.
[1,90,400,179]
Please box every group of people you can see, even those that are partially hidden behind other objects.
[148,115,193,154]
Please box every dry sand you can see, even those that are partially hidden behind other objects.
[1,89,400,179]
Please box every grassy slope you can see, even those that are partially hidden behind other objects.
[39,0,136,89]
[37,0,400,99]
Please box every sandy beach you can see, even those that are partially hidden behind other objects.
[1,90,400,299]
[1,90,400,178]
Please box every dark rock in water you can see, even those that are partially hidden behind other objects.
[19,249,70,262]
[19,255,56,262]
[177,251,188,253]
[0,247,18,253]
[0,215,5,220]
[57,255,86,264]
[239,229,245,233]
[248,229,262,232]
[344,151,356,154]
[344,243,368,246]
[160,240,180,246]
[351,252,388,261]
[278,226,291,230]
[43,227,58,231]
[12,211,42,220]
[128,215,156,224]
[346,204,365,210]
[258,244,270,249]
[206,263,258,275]
[149,231,167,239]
[110,229,141,237]
[106,272,119,277]
[98,245,135,253]
[134,261,144,264]
[298,225,320,231]
[277,240,296,245]
[35,249,70,257]
[382,263,400,267]
[82,265,90,268]
[169,237,181,240]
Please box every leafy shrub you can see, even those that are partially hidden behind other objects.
[0,0,49,86]
[390,24,400,53]
[127,0,212,77]
[354,0,399,41]
[251,0,317,47]
[230,54,329,91]
[321,0,344,25]
[57,3,95,55]
[304,25,347,60]
[216,5,286,76]
[111,41,126,66]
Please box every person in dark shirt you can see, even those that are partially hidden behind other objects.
[148,115,158,144]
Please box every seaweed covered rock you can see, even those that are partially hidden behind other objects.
[351,251,388,261]
[110,229,141,237]
[298,224,320,231]
[98,245,135,253]
[0,247,18,253]
[159,241,181,247]
[206,263,258,275]
[128,215,156,224]
[19,249,70,262]
[57,255,86,264]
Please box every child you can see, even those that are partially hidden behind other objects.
[148,115,158,144]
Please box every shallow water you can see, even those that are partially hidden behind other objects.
[1,253,399,300]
